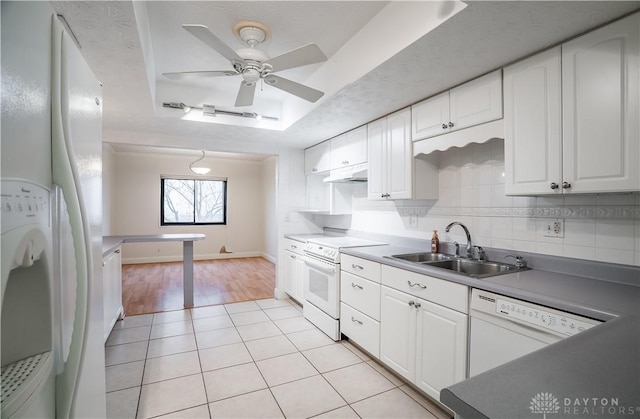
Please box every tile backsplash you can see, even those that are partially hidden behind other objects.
[323,139,640,266]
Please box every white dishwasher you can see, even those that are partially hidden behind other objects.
[469,289,602,377]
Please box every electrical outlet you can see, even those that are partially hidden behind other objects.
[408,215,418,228]
[544,219,564,238]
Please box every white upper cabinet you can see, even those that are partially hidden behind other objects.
[367,116,386,199]
[368,108,439,200]
[562,12,639,194]
[505,13,639,195]
[330,126,367,169]
[504,47,562,195]
[412,70,503,141]
[411,92,450,140]
[304,141,331,175]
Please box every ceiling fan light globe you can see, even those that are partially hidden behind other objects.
[242,68,261,84]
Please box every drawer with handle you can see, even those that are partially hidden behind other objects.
[340,302,380,359]
[340,271,381,320]
[341,254,381,283]
[284,238,305,255]
[381,265,468,313]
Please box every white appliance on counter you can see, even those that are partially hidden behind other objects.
[1,2,105,417]
[469,289,602,377]
[303,237,385,340]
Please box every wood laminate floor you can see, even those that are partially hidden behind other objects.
[121,257,276,316]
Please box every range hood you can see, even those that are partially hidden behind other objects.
[323,163,368,183]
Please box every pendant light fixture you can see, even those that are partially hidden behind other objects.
[189,150,211,175]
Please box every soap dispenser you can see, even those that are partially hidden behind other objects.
[431,230,439,253]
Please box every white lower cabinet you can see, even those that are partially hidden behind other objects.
[380,274,468,401]
[283,239,305,303]
[340,302,380,358]
[103,246,123,342]
[339,256,381,357]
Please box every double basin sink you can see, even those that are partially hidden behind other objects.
[387,252,527,279]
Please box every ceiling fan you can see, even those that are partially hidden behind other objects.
[163,20,328,107]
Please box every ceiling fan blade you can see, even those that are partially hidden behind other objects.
[235,81,257,107]
[265,43,327,72]
[162,70,238,80]
[182,24,243,63]
[264,75,324,103]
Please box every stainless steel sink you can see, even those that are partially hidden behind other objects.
[389,252,454,263]
[427,259,525,278]
[387,252,527,278]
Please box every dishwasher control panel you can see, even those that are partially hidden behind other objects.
[471,289,602,338]
[495,298,598,337]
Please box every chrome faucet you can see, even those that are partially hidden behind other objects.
[445,222,473,258]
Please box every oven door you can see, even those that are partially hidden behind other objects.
[303,254,340,319]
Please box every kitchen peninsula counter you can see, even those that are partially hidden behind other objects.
[103,234,205,307]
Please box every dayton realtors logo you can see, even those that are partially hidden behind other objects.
[530,393,560,419]
[529,392,640,417]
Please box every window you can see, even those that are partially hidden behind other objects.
[161,177,227,225]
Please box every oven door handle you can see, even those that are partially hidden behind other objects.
[304,257,336,275]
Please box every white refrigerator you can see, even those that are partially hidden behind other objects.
[1,1,106,417]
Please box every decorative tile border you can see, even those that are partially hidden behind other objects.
[398,205,640,219]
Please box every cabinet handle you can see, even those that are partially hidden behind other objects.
[381,193,390,198]
[414,302,422,309]
[408,301,415,307]
[562,181,571,189]
[407,280,426,289]
[290,255,296,259]
[291,245,297,249]
[312,168,318,172]
[442,123,448,130]
[550,182,559,190]
[114,249,121,254]
[351,264,364,271]
[448,121,454,128]
[102,262,105,267]
[351,316,363,325]
[351,282,363,290]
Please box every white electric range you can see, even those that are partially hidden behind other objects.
[302,236,386,340]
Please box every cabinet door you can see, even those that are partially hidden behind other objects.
[386,108,413,200]
[367,117,386,200]
[304,141,331,175]
[284,250,297,297]
[450,70,503,132]
[411,91,450,141]
[504,47,562,195]
[380,286,416,381]
[411,91,451,141]
[415,299,468,401]
[293,255,306,302]
[102,253,113,340]
[330,133,348,169]
[103,247,123,341]
[344,125,367,166]
[562,13,639,193]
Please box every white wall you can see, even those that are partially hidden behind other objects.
[102,144,116,235]
[261,156,278,263]
[112,151,268,263]
[324,139,640,266]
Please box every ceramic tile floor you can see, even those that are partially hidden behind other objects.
[105,298,452,419]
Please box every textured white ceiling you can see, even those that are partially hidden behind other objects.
[51,1,640,155]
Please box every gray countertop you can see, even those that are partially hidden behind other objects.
[102,234,206,257]
[338,243,640,418]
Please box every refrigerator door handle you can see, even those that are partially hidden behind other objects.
[51,17,90,419]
